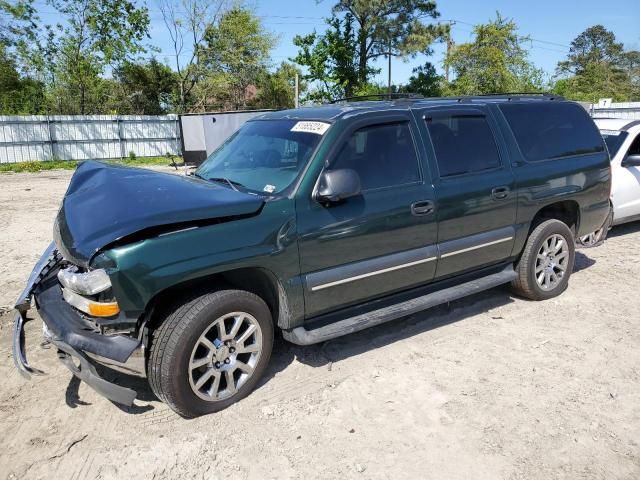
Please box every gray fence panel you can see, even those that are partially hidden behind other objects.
[0,115,181,163]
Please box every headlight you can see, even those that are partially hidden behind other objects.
[57,267,111,295]
[62,288,120,317]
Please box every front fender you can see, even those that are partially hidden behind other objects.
[92,199,304,327]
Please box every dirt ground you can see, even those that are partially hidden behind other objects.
[0,168,639,480]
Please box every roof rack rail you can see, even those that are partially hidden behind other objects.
[468,92,558,97]
[328,93,424,104]
[451,92,565,102]
[438,92,565,103]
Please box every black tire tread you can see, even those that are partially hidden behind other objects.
[511,219,575,300]
[147,289,271,418]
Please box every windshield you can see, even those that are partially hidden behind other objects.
[196,119,330,194]
[600,129,629,158]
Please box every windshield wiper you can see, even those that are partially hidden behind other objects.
[207,177,244,191]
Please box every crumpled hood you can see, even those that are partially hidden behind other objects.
[54,161,264,266]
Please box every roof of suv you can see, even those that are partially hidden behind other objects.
[254,94,569,123]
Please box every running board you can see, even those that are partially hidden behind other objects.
[283,266,517,345]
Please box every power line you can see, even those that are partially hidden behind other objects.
[446,18,571,50]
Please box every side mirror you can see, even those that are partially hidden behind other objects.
[316,169,361,203]
[622,154,640,168]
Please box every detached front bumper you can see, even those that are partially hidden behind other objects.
[12,243,141,406]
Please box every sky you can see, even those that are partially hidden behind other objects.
[35,0,640,86]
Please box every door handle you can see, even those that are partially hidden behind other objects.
[491,186,510,200]
[411,200,435,216]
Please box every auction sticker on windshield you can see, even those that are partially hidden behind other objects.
[291,121,331,135]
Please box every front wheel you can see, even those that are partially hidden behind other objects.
[148,289,274,418]
[511,219,576,301]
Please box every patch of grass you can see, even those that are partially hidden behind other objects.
[0,156,182,174]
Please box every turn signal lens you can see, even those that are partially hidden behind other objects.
[62,287,120,317]
[88,302,120,317]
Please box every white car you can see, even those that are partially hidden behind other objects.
[580,118,640,245]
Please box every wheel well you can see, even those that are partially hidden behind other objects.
[145,268,285,331]
[530,201,580,234]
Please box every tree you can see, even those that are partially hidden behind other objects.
[42,0,150,114]
[554,26,639,101]
[293,13,362,100]
[402,62,442,96]
[0,43,46,113]
[332,0,446,86]
[199,8,275,110]
[254,62,305,109]
[444,14,544,95]
[0,0,38,53]
[294,0,446,100]
[158,0,229,112]
[557,25,624,76]
[113,59,177,114]
[623,50,640,98]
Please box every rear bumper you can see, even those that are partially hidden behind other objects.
[12,243,142,406]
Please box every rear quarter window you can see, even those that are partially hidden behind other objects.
[499,102,605,162]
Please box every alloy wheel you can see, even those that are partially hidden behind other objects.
[535,233,569,291]
[188,312,263,401]
[579,228,604,247]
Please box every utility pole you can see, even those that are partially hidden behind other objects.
[388,37,392,94]
[445,20,456,83]
[294,73,299,108]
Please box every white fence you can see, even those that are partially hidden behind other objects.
[0,115,181,163]
[585,101,640,120]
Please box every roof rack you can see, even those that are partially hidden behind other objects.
[423,92,565,103]
[466,92,559,97]
[327,92,564,105]
[328,93,424,104]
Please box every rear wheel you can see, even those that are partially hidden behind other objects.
[511,219,576,300]
[148,289,273,418]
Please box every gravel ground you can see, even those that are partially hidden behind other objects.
[0,168,639,480]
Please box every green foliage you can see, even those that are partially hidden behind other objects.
[553,25,639,102]
[401,62,443,97]
[294,0,445,101]
[333,0,446,85]
[0,44,46,113]
[444,14,545,95]
[156,0,230,112]
[114,59,177,114]
[557,25,624,76]
[0,0,38,51]
[5,0,638,115]
[293,13,363,101]
[0,156,181,174]
[41,0,150,114]
[198,8,275,110]
[0,1,293,114]
[254,62,305,109]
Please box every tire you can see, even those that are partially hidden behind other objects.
[148,289,274,418]
[577,207,613,248]
[511,219,576,301]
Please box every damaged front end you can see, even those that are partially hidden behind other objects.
[13,242,143,406]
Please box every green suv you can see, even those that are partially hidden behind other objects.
[13,94,611,417]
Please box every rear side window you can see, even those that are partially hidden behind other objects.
[500,103,605,162]
[331,122,420,190]
[426,115,501,177]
